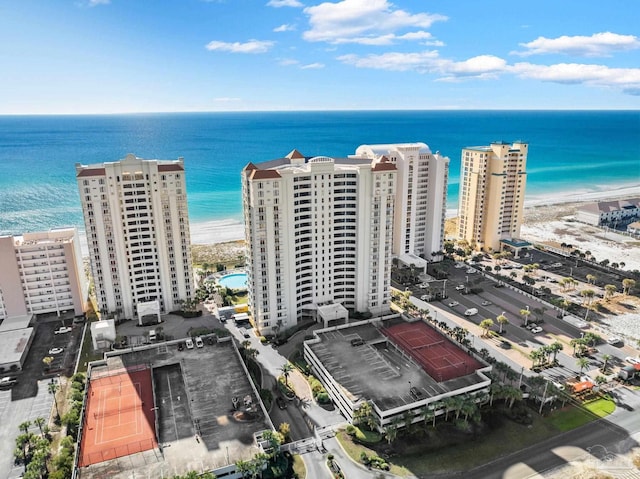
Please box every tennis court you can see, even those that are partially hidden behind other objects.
[79,368,157,467]
[382,322,483,382]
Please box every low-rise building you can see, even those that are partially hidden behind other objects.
[304,317,491,432]
[0,228,87,321]
[575,198,640,227]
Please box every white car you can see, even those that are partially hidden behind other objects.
[531,326,543,334]
[607,337,622,346]
[54,327,72,335]
[195,336,204,348]
[420,295,430,301]
[481,300,492,306]
[625,356,640,365]
[48,347,64,355]
[185,338,195,349]
[466,268,476,274]
[448,301,459,307]
[455,285,465,291]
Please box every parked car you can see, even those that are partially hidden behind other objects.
[625,357,640,365]
[481,300,492,306]
[276,397,287,410]
[0,377,18,388]
[455,284,465,291]
[466,268,476,274]
[195,336,204,348]
[48,347,64,355]
[531,326,543,334]
[448,301,459,307]
[607,337,622,346]
[499,340,511,349]
[54,327,72,335]
[464,308,478,316]
[185,338,194,349]
[420,295,430,301]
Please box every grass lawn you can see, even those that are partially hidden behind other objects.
[77,323,103,373]
[583,397,616,417]
[337,402,606,477]
[292,454,306,479]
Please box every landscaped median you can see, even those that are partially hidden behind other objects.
[336,399,617,477]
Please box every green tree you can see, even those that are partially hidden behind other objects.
[279,362,294,387]
[353,401,377,431]
[549,342,564,364]
[577,357,590,374]
[601,354,612,373]
[519,308,531,326]
[33,417,46,438]
[496,313,508,334]
[479,318,494,337]
[48,382,60,419]
[622,278,636,296]
[604,284,617,300]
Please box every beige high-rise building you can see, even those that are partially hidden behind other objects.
[76,154,194,320]
[458,141,528,251]
[0,228,87,320]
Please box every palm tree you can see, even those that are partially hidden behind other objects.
[48,382,60,419]
[586,274,596,285]
[489,383,504,406]
[519,308,531,326]
[622,278,636,296]
[529,349,542,369]
[601,354,612,373]
[503,386,523,408]
[279,362,294,391]
[443,397,457,421]
[19,421,31,435]
[33,417,46,437]
[604,284,617,300]
[577,357,590,375]
[580,289,595,306]
[479,318,494,337]
[420,405,434,429]
[549,342,564,364]
[496,313,508,334]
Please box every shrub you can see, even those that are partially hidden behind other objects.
[345,425,356,436]
[260,336,267,343]
[316,392,330,404]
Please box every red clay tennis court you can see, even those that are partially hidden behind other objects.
[383,322,483,382]
[79,368,157,467]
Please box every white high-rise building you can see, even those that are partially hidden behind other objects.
[355,143,449,261]
[458,141,528,251]
[242,150,397,335]
[76,154,194,319]
[0,228,87,320]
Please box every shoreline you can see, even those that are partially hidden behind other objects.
[191,184,640,245]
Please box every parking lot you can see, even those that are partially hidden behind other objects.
[0,315,82,479]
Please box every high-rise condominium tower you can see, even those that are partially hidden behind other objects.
[76,154,194,319]
[242,150,396,335]
[355,143,449,260]
[458,141,528,251]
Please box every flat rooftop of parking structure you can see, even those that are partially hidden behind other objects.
[78,338,272,479]
[308,318,491,412]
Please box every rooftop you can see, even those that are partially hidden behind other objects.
[308,318,490,412]
[80,338,271,479]
[0,328,34,366]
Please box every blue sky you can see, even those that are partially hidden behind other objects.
[1,0,639,114]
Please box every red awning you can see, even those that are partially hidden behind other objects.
[573,381,595,393]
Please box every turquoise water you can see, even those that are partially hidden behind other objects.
[219,273,248,290]
[0,111,638,235]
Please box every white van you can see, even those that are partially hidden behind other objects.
[148,329,157,341]
[464,308,478,316]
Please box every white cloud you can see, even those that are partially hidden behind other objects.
[301,62,325,69]
[205,40,275,54]
[512,32,640,57]
[278,58,300,66]
[512,62,640,93]
[267,0,303,7]
[338,50,440,72]
[337,51,507,79]
[274,24,296,32]
[87,0,109,5]
[303,0,446,44]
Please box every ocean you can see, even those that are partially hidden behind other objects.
[0,111,638,240]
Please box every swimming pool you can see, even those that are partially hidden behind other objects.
[218,273,248,290]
